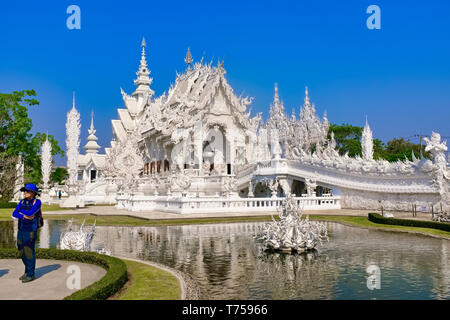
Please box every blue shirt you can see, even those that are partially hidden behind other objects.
[12,198,41,232]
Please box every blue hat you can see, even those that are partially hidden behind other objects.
[20,183,40,195]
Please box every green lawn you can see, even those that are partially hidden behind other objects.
[0,204,69,219]
[111,259,181,300]
[309,215,450,239]
[2,212,276,226]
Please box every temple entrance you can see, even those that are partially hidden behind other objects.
[203,125,228,174]
[90,170,96,182]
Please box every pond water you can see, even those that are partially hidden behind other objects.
[1,220,449,299]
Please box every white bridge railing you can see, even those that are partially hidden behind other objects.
[116,195,341,214]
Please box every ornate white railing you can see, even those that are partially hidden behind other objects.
[117,195,341,214]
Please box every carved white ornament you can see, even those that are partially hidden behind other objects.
[255,194,329,253]
[66,96,81,186]
[41,137,52,190]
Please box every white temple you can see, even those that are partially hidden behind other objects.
[66,38,450,215]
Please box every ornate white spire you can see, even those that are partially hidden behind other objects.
[66,94,81,185]
[267,83,288,141]
[298,87,328,151]
[41,136,52,190]
[330,131,337,150]
[84,111,101,154]
[362,116,374,161]
[133,37,154,97]
[184,47,193,66]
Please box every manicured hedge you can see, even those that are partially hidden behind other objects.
[0,248,127,300]
[368,213,450,232]
[0,201,17,209]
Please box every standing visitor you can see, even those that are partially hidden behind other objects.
[58,190,62,200]
[11,183,42,283]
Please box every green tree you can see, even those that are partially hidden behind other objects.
[26,132,65,184]
[0,90,39,156]
[328,124,429,162]
[51,167,68,185]
[373,139,385,160]
[328,123,363,157]
[384,138,428,162]
[0,90,64,199]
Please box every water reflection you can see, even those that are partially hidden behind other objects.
[0,220,448,299]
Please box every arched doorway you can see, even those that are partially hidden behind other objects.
[203,125,228,174]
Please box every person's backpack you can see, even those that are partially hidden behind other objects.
[32,199,44,228]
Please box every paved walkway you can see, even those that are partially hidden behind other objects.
[0,259,106,300]
[44,205,435,221]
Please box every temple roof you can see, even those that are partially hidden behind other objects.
[110,41,259,150]
[77,153,107,169]
[138,60,254,137]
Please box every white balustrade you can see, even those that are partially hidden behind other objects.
[116,195,341,214]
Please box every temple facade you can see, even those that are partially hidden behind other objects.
[69,38,450,216]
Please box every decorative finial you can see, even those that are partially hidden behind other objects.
[133,37,154,97]
[90,110,95,132]
[184,47,193,66]
[274,83,280,105]
[304,86,310,106]
[139,38,147,69]
[84,110,100,154]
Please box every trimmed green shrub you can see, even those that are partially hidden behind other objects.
[368,213,450,232]
[0,201,17,209]
[0,248,127,300]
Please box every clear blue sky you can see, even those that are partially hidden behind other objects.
[1,0,450,165]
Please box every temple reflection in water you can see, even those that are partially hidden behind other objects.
[1,220,449,299]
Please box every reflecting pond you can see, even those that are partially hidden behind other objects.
[0,220,449,299]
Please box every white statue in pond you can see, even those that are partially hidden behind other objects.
[255,193,329,253]
[59,219,96,252]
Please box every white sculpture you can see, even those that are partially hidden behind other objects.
[424,132,450,219]
[267,178,279,198]
[362,117,374,161]
[61,94,84,208]
[12,155,24,202]
[105,128,144,194]
[255,193,329,253]
[223,176,238,197]
[40,136,52,203]
[59,219,96,252]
